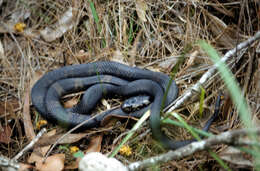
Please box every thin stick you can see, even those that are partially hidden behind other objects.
[13,128,47,161]
[128,127,260,170]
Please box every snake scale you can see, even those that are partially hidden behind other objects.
[31,61,219,150]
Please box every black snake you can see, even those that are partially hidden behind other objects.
[31,61,219,149]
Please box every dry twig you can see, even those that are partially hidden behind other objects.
[13,128,47,161]
[128,127,260,170]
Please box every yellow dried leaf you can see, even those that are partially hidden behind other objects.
[119,145,132,156]
[14,22,26,32]
[36,120,47,130]
[70,146,79,153]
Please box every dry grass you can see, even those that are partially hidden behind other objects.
[0,0,259,170]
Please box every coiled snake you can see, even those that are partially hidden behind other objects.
[31,61,218,149]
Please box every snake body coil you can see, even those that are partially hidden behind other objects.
[31,61,217,150]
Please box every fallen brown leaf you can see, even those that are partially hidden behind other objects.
[40,7,77,42]
[36,154,65,171]
[85,134,103,154]
[36,132,87,147]
[59,133,88,144]
[28,130,56,164]
[0,125,11,144]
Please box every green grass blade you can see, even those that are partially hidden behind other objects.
[88,0,106,47]
[199,40,260,169]
[199,86,205,118]
[128,18,134,44]
[198,40,252,128]
[171,112,201,140]
[88,0,101,33]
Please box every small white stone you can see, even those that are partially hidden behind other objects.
[79,152,128,171]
